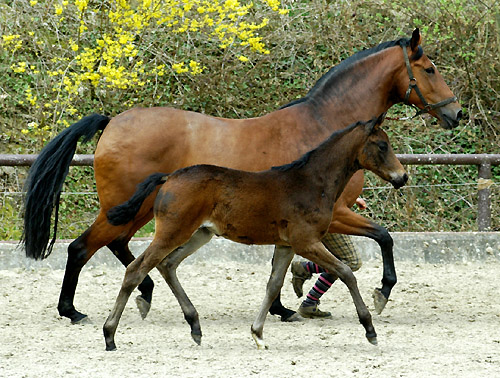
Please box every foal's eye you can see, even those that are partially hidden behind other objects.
[425,66,435,74]
[377,142,388,153]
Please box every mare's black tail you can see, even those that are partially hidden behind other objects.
[22,113,111,260]
[107,173,168,226]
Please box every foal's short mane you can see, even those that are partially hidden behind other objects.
[271,120,365,172]
[280,37,422,110]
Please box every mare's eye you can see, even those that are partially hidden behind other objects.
[377,142,388,153]
[425,66,435,74]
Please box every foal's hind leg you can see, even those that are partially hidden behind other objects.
[106,212,157,320]
[268,250,301,322]
[103,243,170,351]
[155,228,214,345]
[294,241,377,345]
[251,246,295,349]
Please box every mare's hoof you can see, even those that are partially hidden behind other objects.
[372,288,388,315]
[282,313,303,322]
[70,312,89,324]
[135,295,151,320]
[191,332,202,345]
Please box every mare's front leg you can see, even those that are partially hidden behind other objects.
[155,228,214,345]
[251,246,295,350]
[294,241,377,345]
[329,204,396,314]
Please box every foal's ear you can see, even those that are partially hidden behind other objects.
[366,112,386,134]
[374,112,387,129]
[410,28,421,52]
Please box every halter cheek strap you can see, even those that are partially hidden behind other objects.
[402,44,457,118]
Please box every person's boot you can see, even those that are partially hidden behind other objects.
[297,301,332,319]
[291,261,312,298]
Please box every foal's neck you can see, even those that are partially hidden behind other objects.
[302,126,365,200]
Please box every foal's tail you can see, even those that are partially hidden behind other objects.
[22,114,111,260]
[107,173,168,226]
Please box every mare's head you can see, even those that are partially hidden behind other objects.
[357,114,408,189]
[397,28,461,129]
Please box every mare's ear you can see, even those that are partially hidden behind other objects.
[410,28,421,52]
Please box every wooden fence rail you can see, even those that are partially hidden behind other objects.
[1,153,499,231]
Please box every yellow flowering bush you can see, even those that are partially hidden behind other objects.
[1,0,288,140]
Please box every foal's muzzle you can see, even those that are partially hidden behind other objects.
[391,172,409,189]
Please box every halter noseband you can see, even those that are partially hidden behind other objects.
[402,43,457,118]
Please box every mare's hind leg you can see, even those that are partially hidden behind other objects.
[251,246,295,349]
[106,211,157,320]
[155,228,214,345]
[58,211,128,323]
[294,241,377,345]
[269,292,298,321]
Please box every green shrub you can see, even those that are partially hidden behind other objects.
[1,0,498,240]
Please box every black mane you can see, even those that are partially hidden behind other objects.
[280,37,418,110]
[271,120,365,172]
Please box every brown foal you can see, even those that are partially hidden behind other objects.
[103,115,408,351]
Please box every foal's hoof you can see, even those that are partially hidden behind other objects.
[251,333,269,350]
[191,332,202,345]
[372,288,388,315]
[135,295,151,320]
[367,336,378,346]
[251,327,269,350]
[105,343,117,351]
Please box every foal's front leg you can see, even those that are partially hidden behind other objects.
[294,242,377,345]
[155,228,214,345]
[251,245,295,349]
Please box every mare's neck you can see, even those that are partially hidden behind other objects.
[308,47,403,131]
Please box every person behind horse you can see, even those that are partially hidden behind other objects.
[292,198,367,318]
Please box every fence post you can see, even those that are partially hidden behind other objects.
[477,162,492,231]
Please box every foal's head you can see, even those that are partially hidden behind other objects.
[358,114,408,189]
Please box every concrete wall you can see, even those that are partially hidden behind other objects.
[1,232,499,270]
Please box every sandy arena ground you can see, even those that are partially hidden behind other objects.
[1,259,499,377]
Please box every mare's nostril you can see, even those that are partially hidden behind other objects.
[456,109,463,121]
[403,173,409,183]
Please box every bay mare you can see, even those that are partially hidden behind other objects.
[103,116,407,350]
[22,29,461,324]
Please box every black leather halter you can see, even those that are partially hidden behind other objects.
[402,44,457,117]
